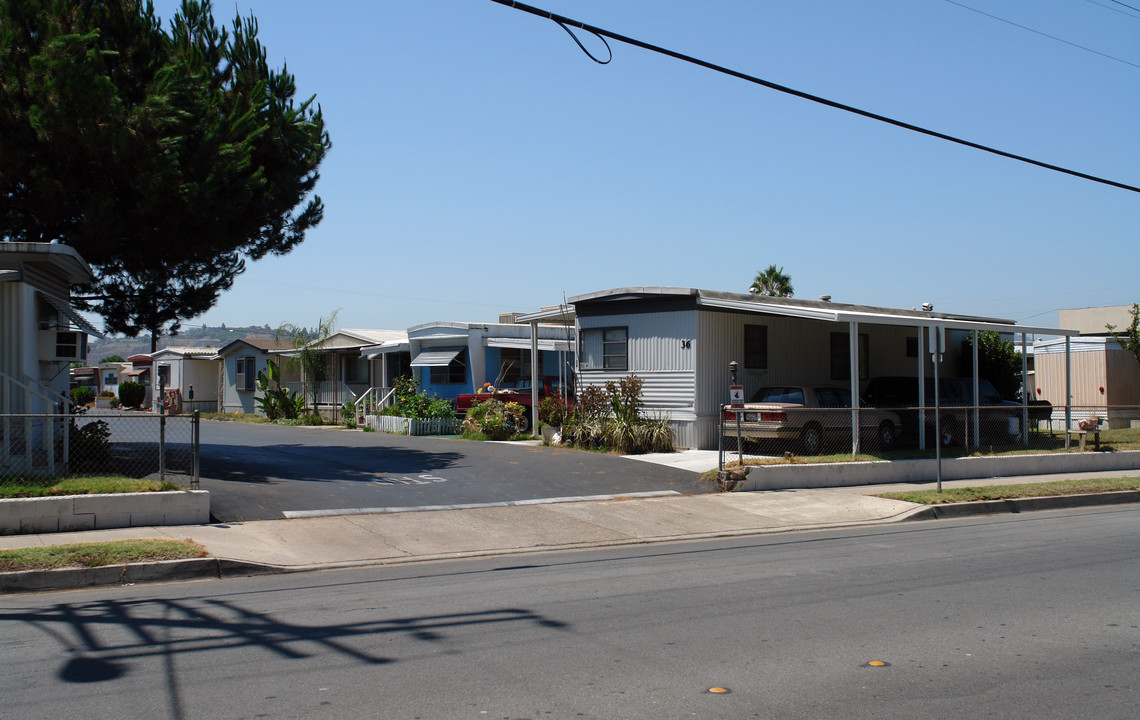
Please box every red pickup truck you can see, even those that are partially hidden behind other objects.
[455,377,573,432]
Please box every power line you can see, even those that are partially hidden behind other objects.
[487,0,1140,194]
[1085,0,1140,20]
[942,0,1140,69]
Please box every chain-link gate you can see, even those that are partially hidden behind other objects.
[1,410,200,489]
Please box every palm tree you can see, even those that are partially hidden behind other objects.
[749,265,794,297]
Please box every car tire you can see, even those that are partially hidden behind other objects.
[877,421,895,451]
[801,424,822,455]
[516,413,531,434]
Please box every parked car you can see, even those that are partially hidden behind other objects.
[862,376,1033,447]
[455,376,573,433]
[722,384,901,455]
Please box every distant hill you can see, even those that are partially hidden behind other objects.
[86,325,294,364]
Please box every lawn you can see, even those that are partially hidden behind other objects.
[0,475,182,499]
[0,538,207,572]
[876,476,1140,504]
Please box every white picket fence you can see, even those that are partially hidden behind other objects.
[365,415,460,436]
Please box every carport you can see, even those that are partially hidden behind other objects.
[689,293,1081,455]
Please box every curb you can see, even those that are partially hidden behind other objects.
[902,490,1140,521]
[0,557,280,595]
[3,491,1138,594]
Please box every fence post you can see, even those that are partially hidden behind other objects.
[192,410,200,490]
[159,394,166,484]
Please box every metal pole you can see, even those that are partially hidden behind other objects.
[849,321,859,458]
[932,327,943,492]
[159,375,166,484]
[191,410,200,490]
[971,329,980,449]
[1020,333,1029,447]
[1064,336,1072,448]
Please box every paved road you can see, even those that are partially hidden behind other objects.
[197,421,709,521]
[2,506,1135,719]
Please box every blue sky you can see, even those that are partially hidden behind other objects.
[144,0,1137,334]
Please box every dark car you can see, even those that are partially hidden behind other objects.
[862,376,1035,447]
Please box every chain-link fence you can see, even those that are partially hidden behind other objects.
[720,403,1140,463]
[1,410,199,488]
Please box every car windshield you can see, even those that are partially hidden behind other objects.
[753,387,805,404]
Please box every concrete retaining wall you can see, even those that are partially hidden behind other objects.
[0,491,210,535]
[738,450,1140,492]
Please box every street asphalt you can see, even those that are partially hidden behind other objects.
[1,450,1138,594]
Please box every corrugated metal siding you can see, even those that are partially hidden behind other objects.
[578,310,697,372]
[1035,350,1105,407]
[576,370,696,410]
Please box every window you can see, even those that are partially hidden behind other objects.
[744,325,768,370]
[235,357,256,391]
[430,349,466,384]
[830,332,869,381]
[581,327,627,371]
[906,336,918,358]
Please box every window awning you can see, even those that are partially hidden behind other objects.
[39,291,104,337]
[409,347,464,367]
[485,338,573,352]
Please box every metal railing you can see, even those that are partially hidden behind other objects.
[354,386,396,420]
[1,410,200,489]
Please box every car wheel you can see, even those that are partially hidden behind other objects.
[877,421,895,451]
[516,413,531,434]
[801,424,822,455]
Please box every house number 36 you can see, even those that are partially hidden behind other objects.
[680,340,692,349]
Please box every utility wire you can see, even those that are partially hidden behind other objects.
[1086,0,1140,19]
[1108,0,1140,14]
[942,0,1140,69]
[488,0,1140,194]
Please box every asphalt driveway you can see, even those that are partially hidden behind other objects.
[198,421,709,521]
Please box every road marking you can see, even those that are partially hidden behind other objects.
[282,490,682,519]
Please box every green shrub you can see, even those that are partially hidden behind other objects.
[538,395,568,426]
[562,375,674,454]
[381,376,454,419]
[461,398,525,440]
[71,386,95,407]
[118,381,145,408]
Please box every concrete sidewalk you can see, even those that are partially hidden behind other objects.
[2,463,1139,593]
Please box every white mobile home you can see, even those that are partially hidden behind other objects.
[558,287,1077,451]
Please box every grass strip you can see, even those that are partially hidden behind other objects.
[0,538,207,572]
[0,476,182,499]
[876,476,1140,504]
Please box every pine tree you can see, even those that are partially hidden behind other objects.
[0,0,330,350]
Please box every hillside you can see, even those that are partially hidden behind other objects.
[86,325,290,363]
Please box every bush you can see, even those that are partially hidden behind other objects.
[96,390,116,398]
[69,419,113,472]
[70,386,95,406]
[561,375,674,454]
[538,395,568,426]
[381,376,454,419]
[461,398,525,440]
[118,381,145,408]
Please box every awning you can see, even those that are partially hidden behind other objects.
[409,347,464,368]
[485,338,573,352]
[123,367,150,377]
[363,341,410,359]
[38,291,104,337]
